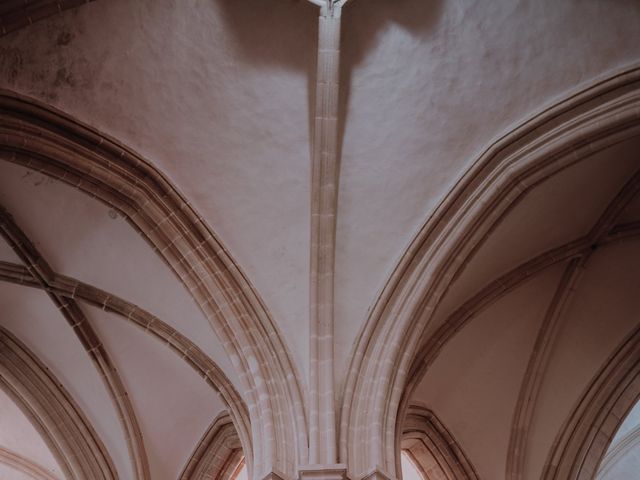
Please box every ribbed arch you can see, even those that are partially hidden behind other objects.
[0,205,151,480]
[0,90,307,478]
[401,406,478,480]
[0,252,252,472]
[180,412,244,480]
[395,165,640,480]
[596,422,640,479]
[541,323,640,480]
[0,326,117,480]
[340,65,640,478]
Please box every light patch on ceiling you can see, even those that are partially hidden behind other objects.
[401,451,424,480]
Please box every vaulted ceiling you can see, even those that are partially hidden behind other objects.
[1,1,639,480]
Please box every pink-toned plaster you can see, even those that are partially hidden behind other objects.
[0,238,20,264]
[0,282,133,479]
[2,0,639,388]
[334,0,640,375]
[88,305,225,480]
[0,161,239,390]
[0,0,317,381]
[0,389,62,479]
[429,139,640,339]
[0,1,639,477]
[412,264,565,479]
[526,239,640,480]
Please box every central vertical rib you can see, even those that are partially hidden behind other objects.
[309,1,342,466]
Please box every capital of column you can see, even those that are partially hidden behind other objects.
[306,0,351,17]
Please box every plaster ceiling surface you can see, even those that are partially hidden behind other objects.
[88,305,225,480]
[0,0,638,385]
[0,0,316,379]
[524,239,640,480]
[0,464,38,480]
[332,0,640,372]
[0,388,62,479]
[0,282,132,479]
[0,160,238,389]
[426,139,640,337]
[411,263,565,480]
[0,238,20,263]
[618,192,640,224]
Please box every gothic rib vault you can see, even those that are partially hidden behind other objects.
[0,1,640,480]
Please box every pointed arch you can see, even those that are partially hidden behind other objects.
[0,90,307,478]
[180,412,244,480]
[0,261,252,471]
[541,323,640,480]
[0,326,117,479]
[0,205,151,480]
[596,423,640,479]
[401,406,478,480]
[339,65,640,479]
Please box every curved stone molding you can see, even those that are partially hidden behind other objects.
[541,324,640,480]
[0,446,60,480]
[395,159,640,480]
[504,169,640,480]
[403,222,640,403]
[0,90,306,477]
[0,1,96,37]
[0,205,151,480]
[0,326,117,480]
[388,167,640,480]
[180,411,243,480]
[0,260,253,466]
[340,65,640,477]
[504,258,587,480]
[401,406,478,480]
[596,423,640,479]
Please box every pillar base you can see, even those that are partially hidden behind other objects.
[358,467,395,480]
[299,464,347,480]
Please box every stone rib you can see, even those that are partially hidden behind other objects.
[541,324,640,480]
[0,90,306,476]
[180,411,243,480]
[0,259,253,466]
[0,326,117,479]
[0,206,151,480]
[506,167,640,480]
[309,0,343,466]
[0,446,61,480]
[341,65,640,477]
[402,406,479,480]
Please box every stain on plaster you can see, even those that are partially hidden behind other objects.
[0,8,101,105]
[0,47,23,83]
[20,170,55,188]
[56,31,74,46]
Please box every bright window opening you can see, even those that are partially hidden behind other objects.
[401,451,424,480]
[232,460,247,480]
